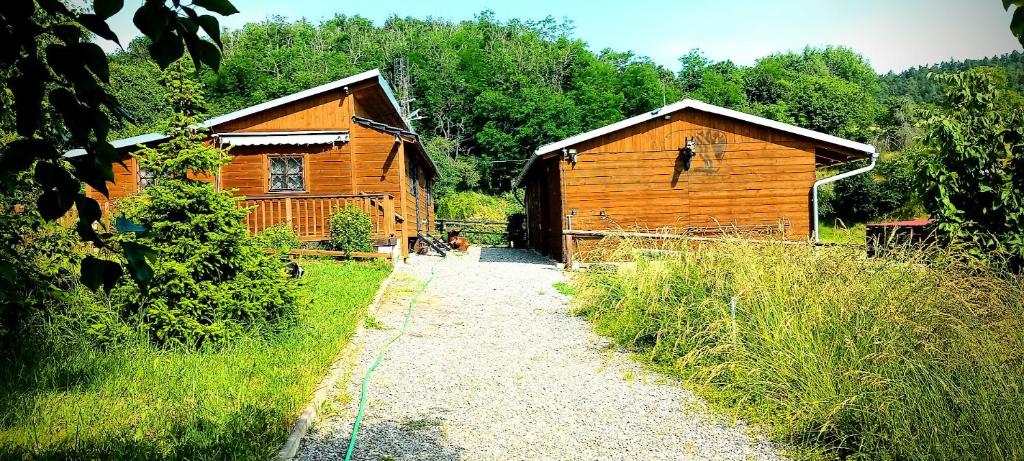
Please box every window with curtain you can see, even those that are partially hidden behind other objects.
[269,156,304,192]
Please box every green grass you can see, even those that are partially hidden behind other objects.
[571,239,1024,460]
[817,222,867,245]
[0,260,390,460]
[552,281,576,297]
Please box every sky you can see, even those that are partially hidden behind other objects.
[96,0,1022,74]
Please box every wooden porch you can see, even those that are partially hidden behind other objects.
[237,193,400,242]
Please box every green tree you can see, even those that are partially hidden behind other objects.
[0,0,238,289]
[114,62,296,347]
[920,67,1024,264]
[787,75,878,140]
[427,136,480,200]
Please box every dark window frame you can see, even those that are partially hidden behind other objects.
[268,155,306,193]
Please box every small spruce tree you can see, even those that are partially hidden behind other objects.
[113,62,297,347]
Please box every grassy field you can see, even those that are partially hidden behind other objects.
[571,239,1024,460]
[817,222,867,245]
[0,260,389,460]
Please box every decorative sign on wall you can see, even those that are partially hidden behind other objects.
[668,128,729,174]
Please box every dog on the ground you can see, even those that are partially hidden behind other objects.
[447,229,469,252]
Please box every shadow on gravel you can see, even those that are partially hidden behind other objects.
[343,416,464,461]
[479,247,555,266]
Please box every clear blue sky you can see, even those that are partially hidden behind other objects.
[97,0,1021,73]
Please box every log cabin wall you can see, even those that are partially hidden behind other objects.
[557,108,817,242]
[85,155,139,203]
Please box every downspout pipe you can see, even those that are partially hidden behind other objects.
[812,151,879,243]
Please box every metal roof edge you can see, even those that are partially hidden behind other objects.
[201,68,383,128]
[63,132,167,158]
[534,99,876,157]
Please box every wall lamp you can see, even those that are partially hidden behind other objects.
[562,148,578,164]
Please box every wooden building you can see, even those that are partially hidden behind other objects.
[515,99,877,261]
[69,69,437,257]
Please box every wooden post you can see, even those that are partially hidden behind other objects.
[285,197,293,230]
[396,142,410,259]
[563,233,575,270]
[383,195,396,240]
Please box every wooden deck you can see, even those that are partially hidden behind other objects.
[238,193,399,241]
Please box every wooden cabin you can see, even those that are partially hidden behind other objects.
[515,99,876,261]
[70,69,437,257]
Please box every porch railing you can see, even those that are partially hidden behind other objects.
[237,193,397,242]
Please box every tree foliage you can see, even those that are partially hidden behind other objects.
[920,67,1024,264]
[112,62,296,348]
[0,0,238,290]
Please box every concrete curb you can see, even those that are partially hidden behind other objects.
[274,269,397,460]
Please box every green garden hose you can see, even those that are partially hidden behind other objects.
[344,258,442,461]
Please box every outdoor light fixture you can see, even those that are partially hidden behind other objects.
[562,148,578,164]
[679,137,697,171]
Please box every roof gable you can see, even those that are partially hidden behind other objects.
[535,99,875,157]
[203,69,407,131]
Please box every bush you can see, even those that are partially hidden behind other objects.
[921,67,1024,266]
[329,205,373,254]
[110,63,297,348]
[0,173,86,347]
[435,191,523,245]
[572,239,1024,460]
[255,223,302,253]
[436,191,520,222]
[820,149,926,224]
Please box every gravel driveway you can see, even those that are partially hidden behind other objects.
[297,247,784,461]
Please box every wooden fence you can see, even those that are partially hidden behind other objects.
[436,219,510,245]
[238,194,397,241]
[61,194,398,243]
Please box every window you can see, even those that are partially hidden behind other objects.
[269,156,304,192]
[138,167,156,190]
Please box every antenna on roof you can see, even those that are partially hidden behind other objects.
[407,109,425,122]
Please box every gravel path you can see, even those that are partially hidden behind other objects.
[298,247,784,461]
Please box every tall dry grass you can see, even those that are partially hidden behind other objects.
[572,237,1024,460]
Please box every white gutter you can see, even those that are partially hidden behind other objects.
[812,151,879,243]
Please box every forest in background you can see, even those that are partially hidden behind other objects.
[105,12,1024,222]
